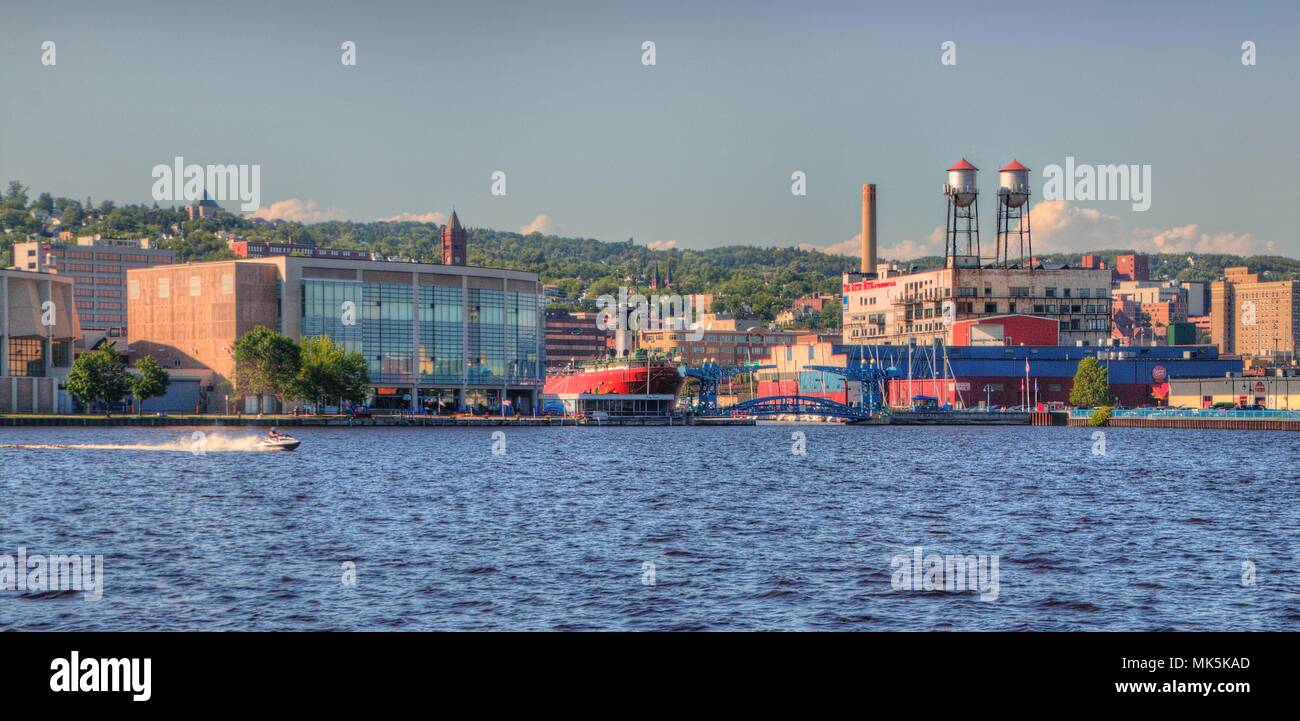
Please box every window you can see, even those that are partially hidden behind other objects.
[158,277,170,298]
[984,302,998,313]
[190,275,201,296]
[129,279,141,299]
[7,338,44,377]
[1045,287,1056,297]
[222,273,234,295]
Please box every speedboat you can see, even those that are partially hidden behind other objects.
[257,435,300,451]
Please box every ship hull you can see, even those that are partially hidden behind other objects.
[544,364,684,396]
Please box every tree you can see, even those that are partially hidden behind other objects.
[286,335,370,412]
[231,327,300,414]
[130,355,171,414]
[1069,357,1113,408]
[2,181,29,210]
[65,344,131,416]
[60,205,84,229]
[817,301,842,329]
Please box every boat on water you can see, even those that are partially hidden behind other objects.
[257,435,300,451]
[543,355,685,396]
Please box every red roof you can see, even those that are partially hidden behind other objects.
[948,158,978,171]
[1000,159,1030,172]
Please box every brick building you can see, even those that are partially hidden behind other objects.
[1211,266,1299,360]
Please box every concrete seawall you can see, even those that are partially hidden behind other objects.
[1068,416,1300,431]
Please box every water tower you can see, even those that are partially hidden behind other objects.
[995,160,1032,269]
[943,159,981,267]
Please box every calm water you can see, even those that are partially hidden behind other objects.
[1,424,1296,631]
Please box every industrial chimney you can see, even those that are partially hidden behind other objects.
[860,184,877,275]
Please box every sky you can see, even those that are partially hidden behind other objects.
[2,0,1298,260]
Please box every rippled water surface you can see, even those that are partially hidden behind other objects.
[1,424,1297,630]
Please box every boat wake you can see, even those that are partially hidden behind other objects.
[1,432,269,453]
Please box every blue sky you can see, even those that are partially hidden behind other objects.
[2,0,1297,259]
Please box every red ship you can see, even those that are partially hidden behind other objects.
[544,358,685,396]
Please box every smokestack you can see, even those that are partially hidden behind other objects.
[860,183,877,275]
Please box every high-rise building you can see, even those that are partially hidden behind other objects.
[1115,253,1150,282]
[1210,266,1299,359]
[441,210,467,266]
[9,236,175,335]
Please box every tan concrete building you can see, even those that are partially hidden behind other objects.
[128,256,545,413]
[127,260,280,394]
[1168,373,1300,410]
[842,264,1113,347]
[1210,267,1299,360]
[10,235,175,335]
[0,269,81,412]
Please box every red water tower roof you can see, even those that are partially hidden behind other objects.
[1000,159,1030,172]
[948,158,978,171]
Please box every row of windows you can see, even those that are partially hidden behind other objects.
[129,274,236,299]
[301,280,544,384]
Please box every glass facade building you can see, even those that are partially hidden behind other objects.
[289,259,545,412]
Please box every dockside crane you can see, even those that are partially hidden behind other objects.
[680,361,774,416]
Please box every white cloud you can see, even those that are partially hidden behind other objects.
[800,231,943,262]
[380,211,445,224]
[647,239,679,250]
[1146,224,1274,256]
[1027,200,1277,256]
[246,198,345,223]
[1025,200,1124,253]
[520,213,555,235]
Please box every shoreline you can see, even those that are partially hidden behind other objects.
[2,411,1296,430]
[0,414,753,428]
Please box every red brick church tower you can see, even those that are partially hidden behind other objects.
[441,209,467,266]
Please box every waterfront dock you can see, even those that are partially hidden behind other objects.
[887,410,1032,426]
[1068,408,1300,432]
